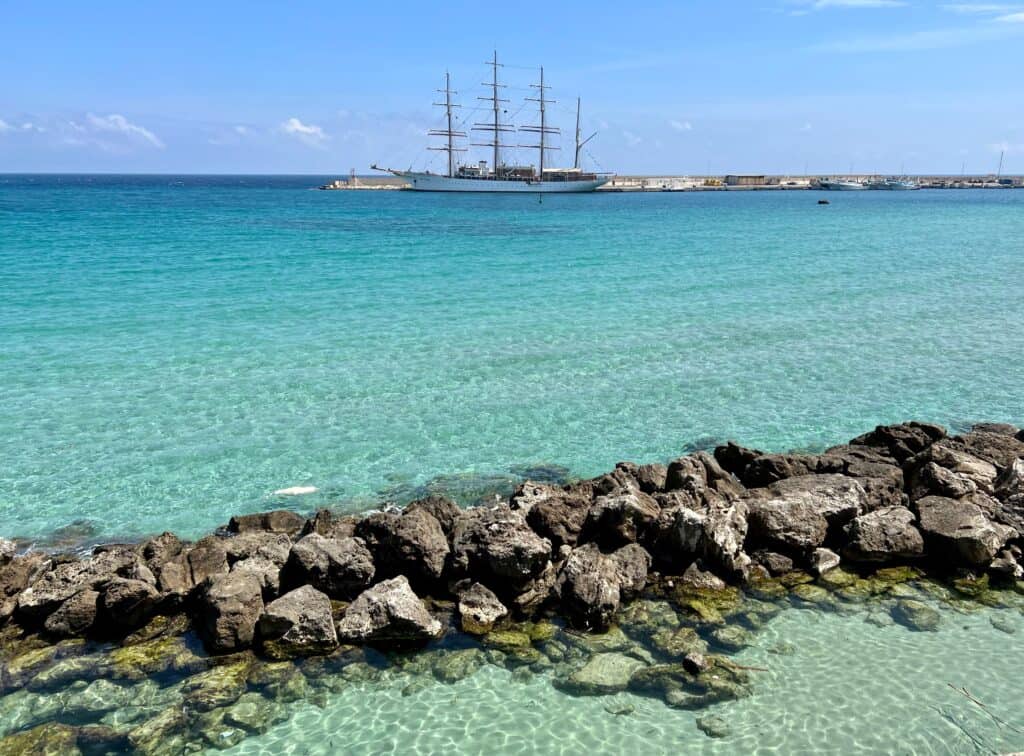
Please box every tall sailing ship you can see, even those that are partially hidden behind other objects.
[373,53,611,193]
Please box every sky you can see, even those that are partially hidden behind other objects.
[1,0,1022,175]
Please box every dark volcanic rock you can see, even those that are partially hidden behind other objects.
[914,495,1016,567]
[580,490,661,549]
[450,506,551,590]
[906,440,999,495]
[515,481,593,550]
[16,547,139,622]
[99,577,162,632]
[301,509,358,539]
[557,542,651,630]
[229,510,306,536]
[198,571,264,652]
[713,442,763,478]
[954,429,1024,469]
[336,575,442,644]
[258,585,338,657]
[356,509,449,585]
[43,587,100,638]
[843,506,925,562]
[404,495,463,536]
[281,534,375,600]
[850,422,946,464]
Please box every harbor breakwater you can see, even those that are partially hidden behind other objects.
[2,421,1023,753]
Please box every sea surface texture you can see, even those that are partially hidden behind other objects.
[2,175,1023,542]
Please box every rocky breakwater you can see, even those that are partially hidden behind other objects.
[2,421,1024,752]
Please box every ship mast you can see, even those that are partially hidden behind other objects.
[522,66,559,176]
[427,71,465,178]
[471,51,512,175]
[573,97,597,170]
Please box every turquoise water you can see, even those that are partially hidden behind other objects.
[2,176,1023,541]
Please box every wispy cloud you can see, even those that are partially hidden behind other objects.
[786,0,905,14]
[800,122,813,131]
[280,117,329,147]
[622,130,643,147]
[0,118,12,133]
[995,10,1024,19]
[810,21,1024,51]
[86,113,164,148]
[942,3,1022,12]
[669,120,693,132]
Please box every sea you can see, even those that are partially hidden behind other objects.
[1,175,1023,754]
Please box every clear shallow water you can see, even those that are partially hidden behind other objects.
[2,175,1023,541]
[227,600,1024,755]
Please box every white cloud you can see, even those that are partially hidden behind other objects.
[0,118,11,133]
[622,130,643,147]
[800,122,814,131]
[86,113,164,148]
[810,22,1024,51]
[942,3,1022,12]
[995,10,1024,19]
[669,119,693,132]
[812,0,906,7]
[234,125,250,135]
[280,117,329,147]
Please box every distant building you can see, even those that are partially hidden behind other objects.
[725,175,766,186]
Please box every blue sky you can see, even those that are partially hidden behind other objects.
[1,0,1022,174]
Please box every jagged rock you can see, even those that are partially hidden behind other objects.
[891,599,940,631]
[713,442,763,478]
[665,456,708,496]
[915,495,1017,566]
[989,550,1023,580]
[515,482,593,550]
[280,534,375,600]
[746,475,867,556]
[909,462,978,501]
[258,585,338,658]
[355,509,449,584]
[843,506,924,562]
[995,458,1024,500]
[1,553,48,619]
[450,506,551,589]
[751,550,794,576]
[634,463,669,494]
[224,532,291,565]
[197,571,264,652]
[42,588,99,638]
[557,543,650,631]
[404,495,463,536]
[183,536,230,587]
[98,578,161,633]
[955,429,1024,469]
[810,547,841,575]
[559,652,646,695]
[16,547,140,623]
[907,440,999,494]
[669,495,751,577]
[0,539,15,566]
[457,582,508,635]
[301,509,358,539]
[580,490,661,548]
[850,422,946,464]
[680,562,725,590]
[228,510,305,536]
[336,575,442,644]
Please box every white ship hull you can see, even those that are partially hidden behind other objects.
[819,180,867,191]
[395,171,609,193]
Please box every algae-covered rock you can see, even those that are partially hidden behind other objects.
[0,722,80,756]
[432,648,485,683]
[25,652,108,691]
[673,584,742,626]
[109,635,205,680]
[559,652,646,695]
[791,584,832,605]
[709,625,752,652]
[818,567,859,590]
[696,714,731,739]
[651,626,708,660]
[222,691,288,734]
[618,599,681,642]
[194,706,247,749]
[456,583,508,635]
[891,599,941,631]
[482,629,532,651]
[127,705,187,755]
[990,616,1017,635]
[180,659,252,711]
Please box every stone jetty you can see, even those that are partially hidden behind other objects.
[1,420,1023,752]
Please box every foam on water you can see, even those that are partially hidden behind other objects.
[2,176,1023,541]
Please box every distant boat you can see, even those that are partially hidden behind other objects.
[373,52,611,193]
[818,179,867,191]
[867,177,920,191]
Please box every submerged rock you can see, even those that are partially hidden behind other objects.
[559,652,647,695]
[696,714,731,739]
[891,599,941,631]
